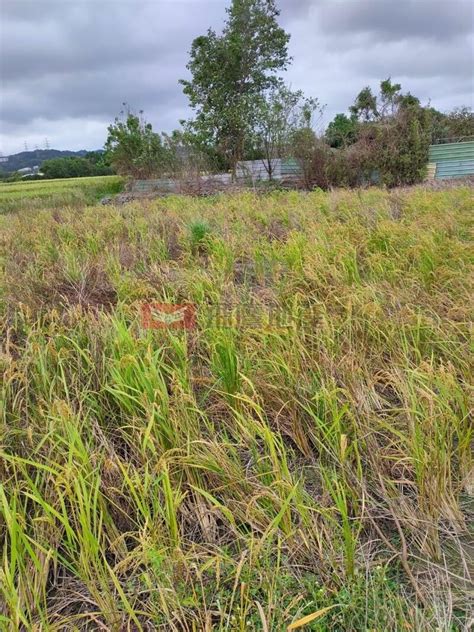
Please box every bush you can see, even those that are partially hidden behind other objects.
[322,101,432,189]
[105,109,172,178]
[291,135,367,191]
[291,128,328,190]
[321,80,436,188]
[326,145,368,188]
[41,156,114,179]
[358,102,431,187]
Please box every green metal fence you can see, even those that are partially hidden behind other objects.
[428,140,474,179]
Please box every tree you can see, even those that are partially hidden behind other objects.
[349,86,378,122]
[85,151,113,171]
[379,77,402,117]
[180,0,291,174]
[443,107,474,139]
[325,113,358,148]
[41,158,70,179]
[251,85,322,179]
[290,98,328,190]
[105,106,170,178]
[349,79,402,123]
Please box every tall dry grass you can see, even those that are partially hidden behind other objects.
[0,186,473,630]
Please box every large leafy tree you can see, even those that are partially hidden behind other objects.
[180,0,290,173]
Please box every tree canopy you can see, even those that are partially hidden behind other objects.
[41,153,113,179]
[180,0,291,172]
[325,113,358,149]
[105,107,171,178]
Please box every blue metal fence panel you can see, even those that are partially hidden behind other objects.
[435,160,474,179]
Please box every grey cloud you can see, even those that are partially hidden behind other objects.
[1,2,222,82]
[1,61,184,129]
[318,0,473,42]
[347,37,473,81]
[0,0,223,151]
[279,0,314,18]
[0,0,473,155]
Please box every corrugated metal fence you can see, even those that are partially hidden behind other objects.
[130,143,474,194]
[428,140,474,180]
[236,158,302,182]
[130,159,303,194]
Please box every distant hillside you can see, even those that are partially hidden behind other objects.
[0,149,94,173]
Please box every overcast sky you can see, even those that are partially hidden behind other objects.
[1,0,473,156]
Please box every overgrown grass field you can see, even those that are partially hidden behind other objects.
[0,187,473,630]
[0,176,123,214]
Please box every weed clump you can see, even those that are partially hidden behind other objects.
[188,218,212,254]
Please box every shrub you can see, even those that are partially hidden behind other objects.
[357,101,431,187]
[105,108,172,178]
[41,156,114,179]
